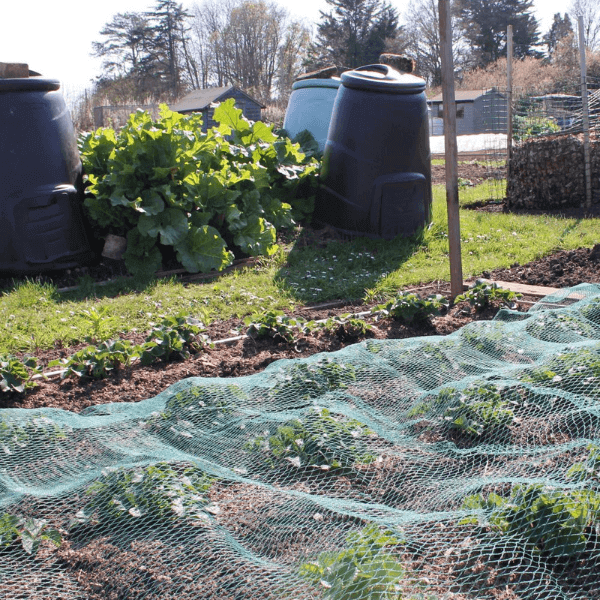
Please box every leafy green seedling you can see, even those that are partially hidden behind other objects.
[317,314,373,341]
[372,292,448,324]
[455,280,521,312]
[73,462,215,528]
[0,355,41,393]
[299,524,405,599]
[50,339,140,379]
[247,408,376,469]
[79,305,116,342]
[244,309,305,344]
[0,512,62,556]
[461,484,600,558]
[440,382,515,438]
[141,314,208,364]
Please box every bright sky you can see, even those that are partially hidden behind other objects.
[1,0,572,104]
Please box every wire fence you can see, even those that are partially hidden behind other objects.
[467,74,600,207]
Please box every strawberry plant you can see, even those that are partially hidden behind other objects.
[0,512,62,556]
[73,462,215,528]
[410,381,515,438]
[372,292,448,324]
[140,315,209,364]
[0,354,41,393]
[50,339,140,379]
[270,359,358,402]
[0,415,71,457]
[299,524,405,599]
[525,311,597,342]
[317,314,373,341]
[461,484,600,559]
[455,281,521,312]
[155,383,246,426]
[567,444,600,484]
[80,101,319,276]
[439,382,515,438]
[247,407,376,469]
[244,309,305,344]
[519,345,600,394]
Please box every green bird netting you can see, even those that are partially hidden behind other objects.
[5,283,600,599]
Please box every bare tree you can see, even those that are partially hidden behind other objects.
[189,0,234,88]
[189,0,311,102]
[403,0,473,86]
[220,1,286,101]
[277,21,312,101]
[569,0,600,51]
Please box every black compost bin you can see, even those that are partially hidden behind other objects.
[316,64,432,239]
[0,77,93,274]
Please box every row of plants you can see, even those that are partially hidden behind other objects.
[243,282,520,346]
[0,314,209,394]
[80,100,319,277]
[0,281,520,397]
[0,462,215,558]
[407,339,600,443]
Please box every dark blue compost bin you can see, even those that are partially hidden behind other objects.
[0,76,93,274]
[316,64,432,239]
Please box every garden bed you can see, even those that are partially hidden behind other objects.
[2,244,600,413]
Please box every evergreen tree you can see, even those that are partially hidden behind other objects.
[307,0,401,70]
[457,0,541,67]
[146,0,191,98]
[543,13,574,60]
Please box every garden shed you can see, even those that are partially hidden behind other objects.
[170,85,265,131]
[427,88,507,135]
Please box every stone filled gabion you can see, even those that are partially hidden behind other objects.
[507,133,600,209]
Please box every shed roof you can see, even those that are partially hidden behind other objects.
[427,89,502,103]
[171,85,266,113]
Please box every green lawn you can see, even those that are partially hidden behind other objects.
[1,183,598,354]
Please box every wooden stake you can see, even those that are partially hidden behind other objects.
[506,25,513,205]
[578,16,593,209]
[438,0,463,299]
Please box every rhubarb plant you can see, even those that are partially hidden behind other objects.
[80,101,319,276]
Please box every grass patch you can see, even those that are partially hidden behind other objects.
[1,185,599,354]
[457,179,507,207]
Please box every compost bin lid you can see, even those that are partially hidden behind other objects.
[291,78,341,91]
[341,64,425,94]
[0,77,60,93]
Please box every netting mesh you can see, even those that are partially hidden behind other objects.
[6,284,600,598]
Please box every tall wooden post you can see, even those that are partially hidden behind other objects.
[506,25,513,203]
[578,16,593,209]
[438,0,463,299]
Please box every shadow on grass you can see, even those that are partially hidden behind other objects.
[273,225,425,304]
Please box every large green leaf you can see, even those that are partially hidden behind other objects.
[175,226,234,273]
[124,229,163,277]
[138,208,188,246]
[233,216,277,257]
[137,189,166,215]
[212,99,251,141]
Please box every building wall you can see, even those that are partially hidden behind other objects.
[428,101,476,135]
